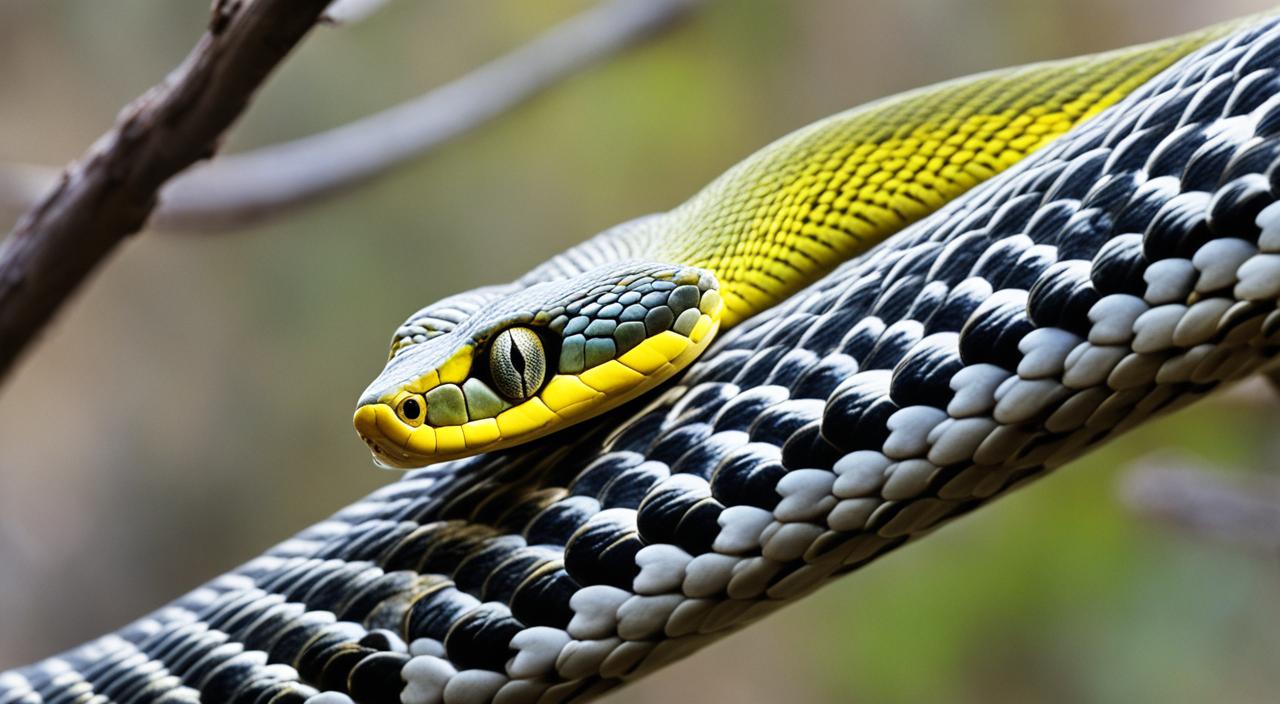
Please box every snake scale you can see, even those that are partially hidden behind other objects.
[6,12,1280,704]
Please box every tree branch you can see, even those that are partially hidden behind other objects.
[0,0,698,234]
[1121,455,1280,555]
[0,0,335,381]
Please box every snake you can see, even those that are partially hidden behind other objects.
[6,11,1280,704]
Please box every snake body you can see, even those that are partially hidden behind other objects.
[352,22,1230,468]
[7,13,1280,704]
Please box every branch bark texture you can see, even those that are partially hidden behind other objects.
[0,0,697,233]
[0,0,334,380]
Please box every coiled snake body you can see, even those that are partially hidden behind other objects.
[6,13,1280,704]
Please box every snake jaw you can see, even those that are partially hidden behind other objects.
[354,318,721,469]
[356,263,724,468]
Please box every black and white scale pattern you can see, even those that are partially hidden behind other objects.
[7,16,1280,704]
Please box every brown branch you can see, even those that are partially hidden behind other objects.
[1121,455,1280,555]
[0,0,335,381]
[0,0,698,234]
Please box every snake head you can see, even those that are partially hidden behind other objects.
[354,263,722,468]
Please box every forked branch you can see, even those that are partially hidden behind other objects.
[0,0,335,380]
[0,0,697,384]
[0,0,697,233]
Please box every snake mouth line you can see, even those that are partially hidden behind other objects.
[355,271,725,468]
[353,316,722,469]
[360,437,397,469]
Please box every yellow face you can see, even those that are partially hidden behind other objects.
[354,265,722,468]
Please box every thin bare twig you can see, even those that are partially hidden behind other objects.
[1121,455,1280,555]
[0,0,698,233]
[0,0,335,381]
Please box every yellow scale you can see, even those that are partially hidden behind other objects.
[652,22,1242,326]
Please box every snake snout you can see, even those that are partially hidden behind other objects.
[353,403,422,469]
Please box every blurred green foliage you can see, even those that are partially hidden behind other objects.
[0,1,1276,702]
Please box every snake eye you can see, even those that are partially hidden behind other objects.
[397,394,425,427]
[489,327,546,401]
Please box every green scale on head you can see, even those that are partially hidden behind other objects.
[355,18,1244,468]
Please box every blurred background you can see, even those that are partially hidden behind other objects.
[1,1,1277,702]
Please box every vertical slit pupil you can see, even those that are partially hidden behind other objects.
[510,337,526,375]
[508,333,529,397]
